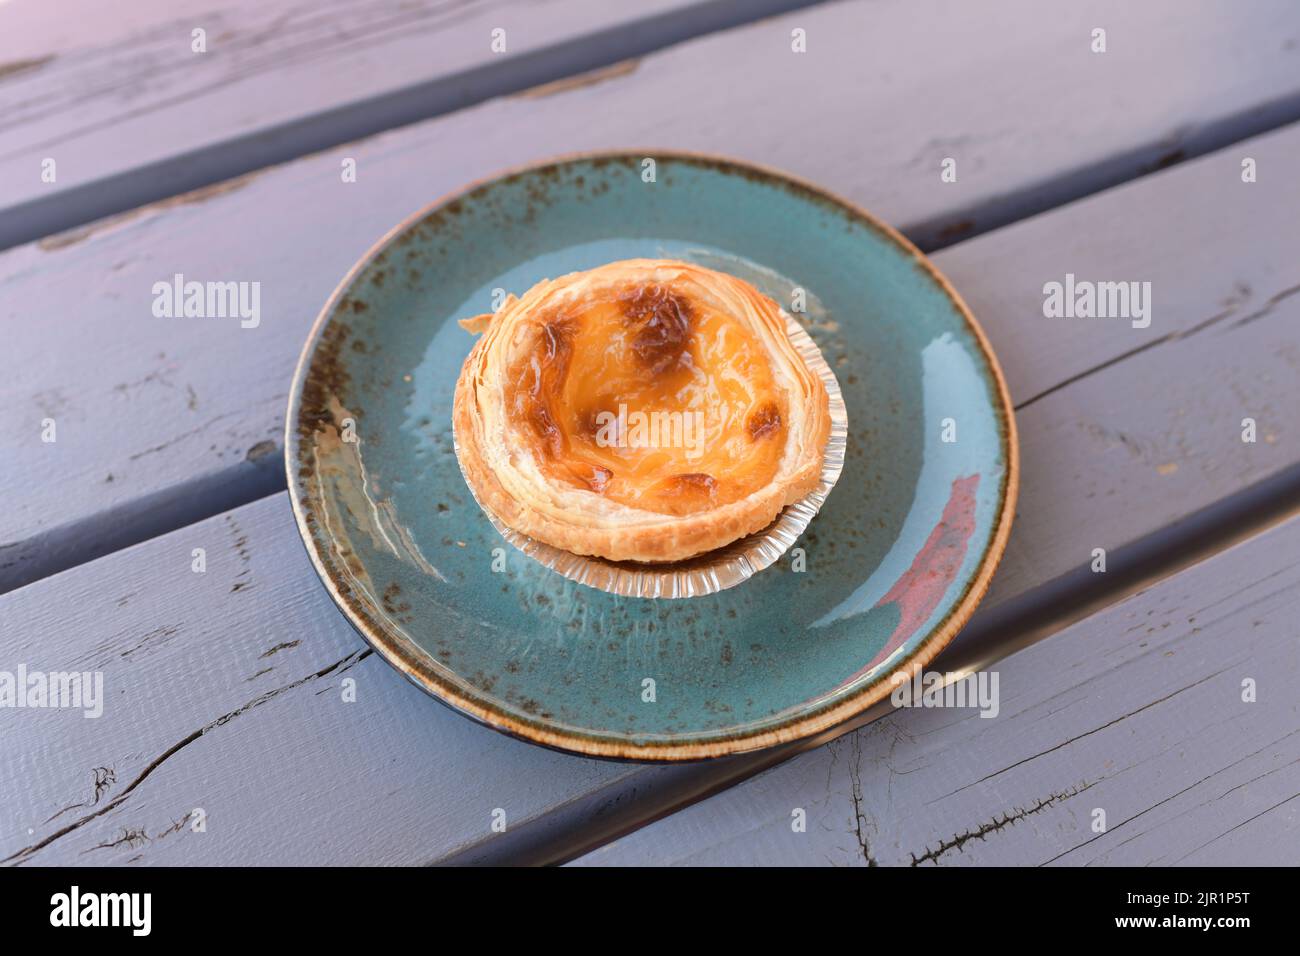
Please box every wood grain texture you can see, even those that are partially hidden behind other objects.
[4,0,1300,590]
[0,495,647,866]
[0,0,825,249]
[933,128,1300,622]
[4,123,1300,864]
[572,516,1300,866]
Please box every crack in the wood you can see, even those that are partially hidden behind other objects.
[43,766,117,824]
[119,623,181,659]
[260,640,300,658]
[92,766,115,802]
[3,1,485,145]
[127,411,245,461]
[1015,336,1175,411]
[85,827,149,854]
[936,666,1231,803]
[1040,727,1300,865]
[846,735,878,867]
[84,809,196,858]
[153,811,193,840]
[1230,281,1300,329]
[1216,754,1300,802]
[911,782,1092,866]
[1014,279,1300,412]
[3,648,371,865]
[1169,791,1300,864]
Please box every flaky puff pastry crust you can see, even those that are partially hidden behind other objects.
[452,259,831,563]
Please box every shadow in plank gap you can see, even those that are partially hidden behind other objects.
[0,452,285,597]
[568,511,1300,866]
[0,0,827,251]
[911,85,1300,253]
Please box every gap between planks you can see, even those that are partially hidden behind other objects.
[0,0,828,252]
[565,514,1300,866]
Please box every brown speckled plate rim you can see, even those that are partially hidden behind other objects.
[285,148,1020,763]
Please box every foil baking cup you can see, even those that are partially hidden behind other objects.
[457,312,848,598]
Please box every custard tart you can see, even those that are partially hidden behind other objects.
[452,259,832,563]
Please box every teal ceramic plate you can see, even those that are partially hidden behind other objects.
[286,151,1018,761]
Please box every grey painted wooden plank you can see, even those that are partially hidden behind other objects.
[5,0,1300,593]
[572,515,1300,866]
[931,137,1300,624]
[0,0,825,249]
[4,124,1300,865]
[0,494,644,866]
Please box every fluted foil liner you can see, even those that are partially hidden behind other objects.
[456,311,848,598]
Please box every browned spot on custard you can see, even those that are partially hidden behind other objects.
[746,402,782,440]
[667,472,717,494]
[619,283,694,376]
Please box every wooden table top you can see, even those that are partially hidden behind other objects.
[2,0,1297,866]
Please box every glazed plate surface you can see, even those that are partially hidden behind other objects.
[286,152,1018,760]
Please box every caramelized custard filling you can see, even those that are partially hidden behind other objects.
[504,282,788,516]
